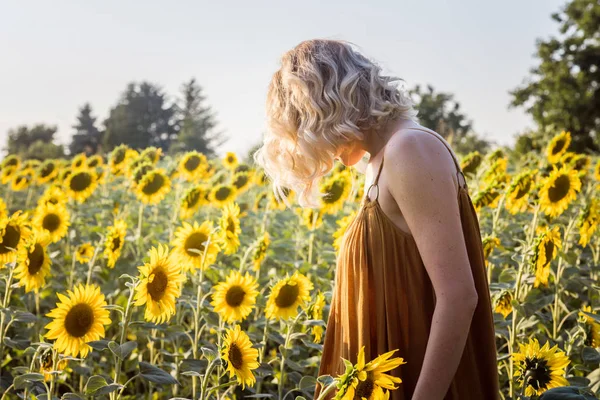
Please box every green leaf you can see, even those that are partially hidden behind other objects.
[299,376,317,392]
[87,340,110,351]
[139,361,179,385]
[14,311,37,323]
[84,375,108,395]
[109,341,137,359]
[61,393,85,400]
[582,346,600,363]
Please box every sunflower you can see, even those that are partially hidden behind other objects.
[37,160,59,185]
[134,169,171,205]
[494,291,513,318]
[482,158,509,186]
[538,165,581,218]
[505,170,537,215]
[333,211,358,252]
[131,162,155,187]
[44,284,111,358]
[320,170,352,215]
[211,270,259,323]
[594,160,600,181]
[1,155,20,170]
[108,145,130,175]
[252,231,270,271]
[580,305,600,348]
[472,182,502,212]
[40,349,67,382]
[310,291,326,343]
[178,151,208,181]
[253,191,268,212]
[38,185,68,207]
[134,244,186,324]
[180,185,207,219]
[268,187,294,211]
[218,202,242,255]
[546,131,571,164]
[265,271,313,320]
[0,211,32,265]
[531,226,562,288]
[460,151,483,176]
[64,168,98,203]
[210,184,238,207]
[482,236,501,268]
[231,171,252,194]
[139,147,162,165]
[254,170,269,186]
[564,153,591,175]
[577,198,600,248]
[513,338,570,397]
[14,230,52,292]
[335,345,405,400]
[33,203,70,244]
[71,154,87,169]
[11,169,35,191]
[299,207,324,229]
[75,243,94,264]
[104,219,127,269]
[0,198,6,221]
[1,165,18,185]
[172,221,220,271]
[223,152,239,170]
[85,154,103,168]
[221,325,260,389]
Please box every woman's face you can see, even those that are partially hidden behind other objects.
[335,141,366,166]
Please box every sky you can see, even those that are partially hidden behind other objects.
[1,0,566,157]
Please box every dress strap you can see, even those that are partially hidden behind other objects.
[365,154,385,202]
[403,127,467,190]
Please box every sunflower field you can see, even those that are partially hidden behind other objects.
[0,130,599,400]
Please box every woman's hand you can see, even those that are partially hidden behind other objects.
[384,130,478,400]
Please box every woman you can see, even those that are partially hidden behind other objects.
[254,39,499,399]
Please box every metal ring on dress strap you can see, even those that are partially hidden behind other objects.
[366,184,379,201]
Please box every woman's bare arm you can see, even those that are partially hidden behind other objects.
[384,130,478,400]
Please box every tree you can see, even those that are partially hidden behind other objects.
[509,0,600,153]
[409,84,490,154]
[5,124,64,160]
[169,78,225,156]
[103,82,178,151]
[69,103,102,156]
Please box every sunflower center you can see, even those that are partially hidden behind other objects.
[324,180,345,204]
[523,357,551,390]
[43,213,61,233]
[226,285,246,307]
[88,158,99,168]
[147,269,168,301]
[142,173,165,195]
[113,149,126,165]
[227,156,235,164]
[544,240,555,264]
[185,189,201,208]
[41,163,55,178]
[0,225,21,254]
[275,283,299,308]
[228,343,244,370]
[185,232,207,257]
[233,175,248,189]
[215,187,232,201]
[64,303,95,338]
[70,172,92,192]
[226,217,236,233]
[547,174,571,203]
[27,243,45,275]
[111,236,122,251]
[354,376,374,399]
[551,139,566,155]
[185,156,201,172]
[515,180,531,200]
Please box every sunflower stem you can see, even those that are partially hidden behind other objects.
[68,248,78,290]
[315,381,338,400]
[85,237,103,286]
[552,215,576,340]
[0,264,15,367]
[199,357,220,400]
[112,278,137,400]
[278,312,303,400]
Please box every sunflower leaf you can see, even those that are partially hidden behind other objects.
[87,340,110,351]
[109,341,137,359]
[84,375,108,395]
[139,361,180,385]
[582,346,600,363]
[14,311,37,323]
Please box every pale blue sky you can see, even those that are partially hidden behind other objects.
[1,0,565,157]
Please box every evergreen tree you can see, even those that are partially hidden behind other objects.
[69,103,102,155]
[5,124,64,160]
[510,0,600,153]
[103,82,178,151]
[170,78,224,156]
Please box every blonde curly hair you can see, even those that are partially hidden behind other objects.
[254,39,418,207]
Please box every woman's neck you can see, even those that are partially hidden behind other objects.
[361,117,419,157]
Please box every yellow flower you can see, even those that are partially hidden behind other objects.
[37,160,59,185]
[472,181,502,212]
[40,349,67,382]
[38,186,68,207]
[0,211,32,265]
[86,155,104,169]
[221,325,259,389]
[0,198,6,221]
[460,151,483,176]
[218,202,242,255]
[223,152,239,170]
[594,160,600,181]
[579,305,600,348]
[546,131,571,164]
[104,219,127,269]
[310,291,326,343]
[512,338,570,397]
[134,169,171,205]
[494,291,512,319]
[538,165,581,218]
[171,221,220,272]
[482,236,501,268]
[482,157,509,185]
[14,230,52,292]
[1,165,18,185]
[33,203,70,244]
[134,245,186,324]
[268,187,295,210]
[108,145,131,175]
[209,184,238,207]
[335,346,405,400]
[333,211,357,252]
[1,155,20,171]
[320,170,352,215]
[180,185,207,219]
[577,198,600,248]
[75,243,94,264]
[231,171,253,194]
[532,226,562,288]
[252,231,270,271]
[211,270,259,323]
[178,151,208,181]
[265,271,313,320]
[11,169,35,191]
[139,147,162,165]
[64,168,98,203]
[71,154,87,169]
[505,170,537,215]
[44,284,111,358]
[298,207,324,229]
